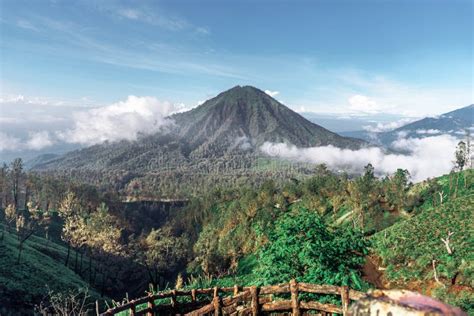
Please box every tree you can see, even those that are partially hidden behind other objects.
[0,163,8,208]
[384,169,411,211]
[10,158,23,209]
[58,192,83,266]
[133,227,188,289]
[454,141,468,171]
[255,207,369,290]
[15,210,37,263]
[347,164,379,230]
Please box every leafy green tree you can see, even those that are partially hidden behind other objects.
[384,169,411,211]
[255,207,369,290]
[133,227,188,289]
[347,164,379,230]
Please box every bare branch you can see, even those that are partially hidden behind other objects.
[440,231,454,255]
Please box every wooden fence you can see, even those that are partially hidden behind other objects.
[100,279,364,316]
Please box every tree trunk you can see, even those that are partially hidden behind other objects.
[100,271,108,297]
[65,243,71,266]
[74,248,78,272]
[89,251,93,285]
[17,241,23,264]
[79,250,83,275]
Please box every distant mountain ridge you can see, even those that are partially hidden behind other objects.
[34,86,365,171]
[340,104,473,146]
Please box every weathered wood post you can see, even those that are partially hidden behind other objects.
[233,284,239,296]
[171,289,177,314]
[290,279,300,316]
[250,286,259,316]
[213,286,222,316]
[129,302,136,316]
[191,289,197,303]
[146,294,155,316]
[340,286,350,316]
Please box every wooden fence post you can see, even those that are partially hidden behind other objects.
[213,296,222,316]
[191,289,197,303]
[213,286,221,316]
[171,289,177,313]
[146,294,155,316]
[340,286,350,316]
[129,302,136,316]
[290,279,300,316]
[233,284,239,296]
[250,286,259,316]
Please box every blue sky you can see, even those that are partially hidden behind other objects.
[1,0,472,116]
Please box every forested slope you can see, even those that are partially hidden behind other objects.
[372,170,474,313]
[0,226,98,314]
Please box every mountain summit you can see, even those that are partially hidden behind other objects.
[172,85,364,155]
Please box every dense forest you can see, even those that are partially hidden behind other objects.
[1,145,472,314]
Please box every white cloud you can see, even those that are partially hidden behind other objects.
[25,131,54,150]
[230,136,252,151]
[260,134,460,182]
[0,131,54,151]
[16,19,39,32]
[362,118,416,133]
[0,94,25,103]
[416,129,441,135]
[58,96,177,145]
[348,95,381,114]
[117,8,141,20]
[196,27,210,35]
[115,7,190,31]
[265,90,280,98]
[0,133,22,151]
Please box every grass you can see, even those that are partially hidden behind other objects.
[0,225,99,314]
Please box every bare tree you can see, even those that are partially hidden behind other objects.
[432,260,445,287]
[440,231,454,255]
[16,212,37,264]
[35,287,91,316]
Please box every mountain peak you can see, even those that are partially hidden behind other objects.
[172,85,364,154]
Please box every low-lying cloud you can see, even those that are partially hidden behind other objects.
[58,96,176,145]
[362,118,416,133]
[260,134,461,182]
[0,131,54,151]
[264,90,280,97]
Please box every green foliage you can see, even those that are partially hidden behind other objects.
[255,207,370,290]
[373,194,473,282]
[372,169,474,313]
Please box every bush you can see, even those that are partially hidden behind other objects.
[255,207,370,290]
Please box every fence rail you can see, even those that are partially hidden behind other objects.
[101,280,364,316]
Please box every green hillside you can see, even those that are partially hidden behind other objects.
[371,169,474,313]
[0,226,99,315]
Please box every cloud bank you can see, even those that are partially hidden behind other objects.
[0,131,54,151]
[58,96,176,145]
[260,134,460,182]
[362,118,416,133]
